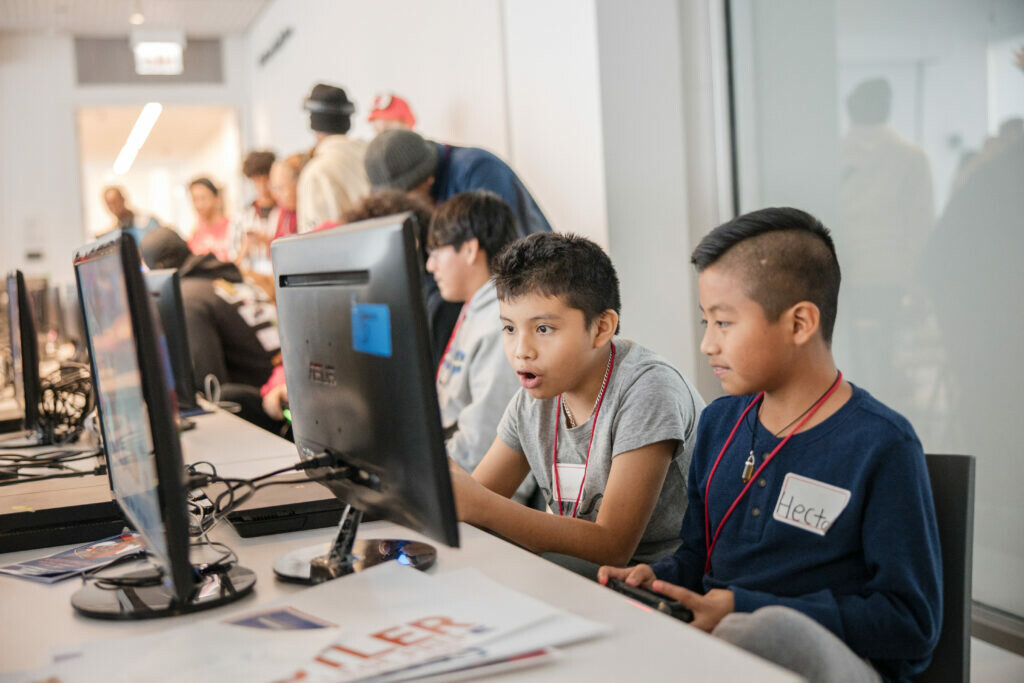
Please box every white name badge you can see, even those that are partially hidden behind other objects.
[773,473,851,536]
[552,463,586,502]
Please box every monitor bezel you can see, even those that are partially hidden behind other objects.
[144,269,199,412]
[6,270,42,434]
[73,231,195,603]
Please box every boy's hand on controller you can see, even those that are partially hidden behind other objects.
[597,563,656,589]
[649,581,734,632]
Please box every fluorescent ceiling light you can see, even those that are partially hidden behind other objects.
[113,102,162,176]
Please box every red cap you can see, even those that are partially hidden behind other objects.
[368,94,416,128]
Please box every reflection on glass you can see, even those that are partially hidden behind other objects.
[730,0,1024,617]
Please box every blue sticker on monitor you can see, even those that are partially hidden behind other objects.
[351,303,392,357]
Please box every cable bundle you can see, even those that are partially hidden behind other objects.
[38,362,94,444]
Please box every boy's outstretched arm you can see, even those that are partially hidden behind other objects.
[450,436,676,567]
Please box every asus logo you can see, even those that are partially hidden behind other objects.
[308,362,336,385]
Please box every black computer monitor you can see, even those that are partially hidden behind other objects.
[5,271,42,439]
[271,214,458,583]
[70,231,253,619]
[144,269,203,416]
[56,282,89,363]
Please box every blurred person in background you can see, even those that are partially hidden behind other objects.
[368,93,416,134]
[268,153,306,239]
[296,83,370,232]
[235,150,280,273]
[102,186,160,244]
[187,177,233,262]
[365,129,551,238]
[141,227,282,434]
[838,78,934,397]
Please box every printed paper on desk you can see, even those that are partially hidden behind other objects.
[380,611,609,682]
[289,568,566,682]
[32,563,593,683]
[773,472,851,536]
[0,532,145,584]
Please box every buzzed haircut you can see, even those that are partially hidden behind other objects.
[242,150,276,178]
[691,207,841,344]
[494,232,621,333]
[427,191,517,271]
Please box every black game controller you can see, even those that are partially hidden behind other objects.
[606,577,694,622]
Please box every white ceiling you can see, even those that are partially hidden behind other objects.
[77,105,238,161]
[0,0,270,37]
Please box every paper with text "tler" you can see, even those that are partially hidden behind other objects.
[29,562,608,682]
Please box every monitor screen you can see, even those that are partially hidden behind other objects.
[76,247,171,571]
[272,214,458,548]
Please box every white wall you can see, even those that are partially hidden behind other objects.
[0,32,250,285]
[501,0,608,245]
[0,34,83,285]
[244,0,510,157]
[593,0,698,378]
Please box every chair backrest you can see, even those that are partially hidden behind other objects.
[918,453,976,683]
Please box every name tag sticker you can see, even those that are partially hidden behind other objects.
[351,303,392,357]
[773,473,851,536]
[552,463,585,501]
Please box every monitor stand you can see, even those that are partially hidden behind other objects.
[273,504,436,584]
[70,546,256,620]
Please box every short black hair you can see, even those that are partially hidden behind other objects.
[242,150,275,178]
[494,232,621,332]
[691,207,841,344]
[344,189,434,259]
[427,191,517,271]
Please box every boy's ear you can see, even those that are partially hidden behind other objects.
[459,237,482,265]
[787,301,821,346]
[591,309,619,348]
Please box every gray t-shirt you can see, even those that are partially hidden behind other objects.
[497,338,704,563]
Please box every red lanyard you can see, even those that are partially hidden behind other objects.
[435,304,468,380]
[552,342,616,518]
[702,371,843,573]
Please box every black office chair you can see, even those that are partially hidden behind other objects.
[918,453,976,683]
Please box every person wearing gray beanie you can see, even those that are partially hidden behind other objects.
[364,129,552,238]
[296,83,370,232]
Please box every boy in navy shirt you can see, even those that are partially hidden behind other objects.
[599,208,941,681]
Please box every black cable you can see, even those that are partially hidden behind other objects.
[0,449,101,465]
[0,464,106,487]
[180,453,350,533]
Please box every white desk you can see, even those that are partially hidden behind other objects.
[0,411,798,681]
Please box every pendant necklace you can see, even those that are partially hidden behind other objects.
[742,370,841,483]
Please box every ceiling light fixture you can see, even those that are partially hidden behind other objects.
[130,29,186,76]
[129,0,145,25]
[113,102,162,176]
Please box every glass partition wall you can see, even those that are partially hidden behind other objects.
[727,0,1024,636]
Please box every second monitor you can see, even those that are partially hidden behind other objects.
[271,213,459,583]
